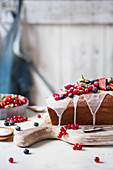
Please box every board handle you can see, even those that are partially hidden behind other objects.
[14,125,55,147]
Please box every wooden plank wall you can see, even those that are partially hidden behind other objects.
[1,0,113,105]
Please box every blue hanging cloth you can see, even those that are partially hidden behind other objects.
[0,0,32,100]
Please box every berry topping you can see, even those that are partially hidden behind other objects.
[94,81,99,87]
[107,77,111,83]
[15,126,21,131]
[64,84,72,90]
[106,85,111,91]
[94,157,100,163]
[88,85,93,91]
[34,122,39,127]
[4,122,9,126]
[84,88,89,93]
[90,80,96,84]
[109,83,113,90]
[59,94,65,100]
[54,96,60,101]
[99,78,106,90]
[68,93,73,98]
[85,79,90,84]
[8,157,14,163]
[24,149,29,154]
[92,87,98,93]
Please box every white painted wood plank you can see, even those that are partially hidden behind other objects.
[60,25,107,86]
[22,1,113,24]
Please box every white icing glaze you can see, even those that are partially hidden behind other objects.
[73,96,79,124]
[83,92,106,125]
[46,96,72,125]
[47,90,113,125]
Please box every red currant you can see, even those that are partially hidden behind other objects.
[8,157,14,163]
[84,88,89,93]
[54,96,59,101]
[71,124,76,129]
[94,157,100,163]
[94,81,99,87]
[24,117,28,121]
[75,124,79,129]
[13,115,18,119]
[64,84,72,90]
[64,124,68,129]
[37,114,41,118]
[88,85,93,91]
[77,144,82,150]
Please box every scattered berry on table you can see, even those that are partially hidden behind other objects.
[24,149,29,154]
[37,114,41,118]
[8,157,14,163]
[92,87,98,93]
[73,143,82,151]
[10,121,15,125]
[94,157,100,163]
[84,88,89,94]
[34,122,39,127]
[4,122,9,126]
[15,126,21,131]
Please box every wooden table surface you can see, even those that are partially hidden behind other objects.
[0,108,113,170]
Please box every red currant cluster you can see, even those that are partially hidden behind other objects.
[4,115,28,123]
[57,124,79,138]
[73,143,82,150]
[0,95,27,109]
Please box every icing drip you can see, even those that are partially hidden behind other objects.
[46,96,72,125]
[83,92,106,125]
[73,96,79,124]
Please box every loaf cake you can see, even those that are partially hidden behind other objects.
[46,76,113,125]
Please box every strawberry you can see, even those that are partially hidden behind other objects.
[109,83,113,90]
[99,78,106,90]
[58,89,68,96]
[77,81,82,87]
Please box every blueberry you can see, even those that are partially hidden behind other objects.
[10,121,15,125]
[23,149,29,154]
[4,122,9,126]
[85,79,90,84]
[34,122,39,127]
[59,94,64,100]
[68,93,73,98]
[15,126,21,131]
[90,80,96,84]
[92,87,98,93]
[106,85,111,91]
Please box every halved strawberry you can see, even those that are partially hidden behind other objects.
[109,83,113,90]
[77,81,82,87]
[58,89,68,95]
[99,78,106,90]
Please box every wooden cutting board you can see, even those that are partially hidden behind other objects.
[14,113,113,147]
